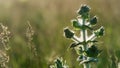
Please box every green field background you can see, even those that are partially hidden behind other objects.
[0,0,120,68]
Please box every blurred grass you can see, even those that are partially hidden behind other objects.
[0,0,120,68]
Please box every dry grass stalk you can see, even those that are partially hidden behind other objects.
[26,21,37,56]
[0,23,11,68]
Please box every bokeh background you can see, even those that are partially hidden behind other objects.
[0,0,120,68]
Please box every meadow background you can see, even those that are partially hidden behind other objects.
[0,0,120,68]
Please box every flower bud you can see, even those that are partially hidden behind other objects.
[90,16,97,25]
[85,45,101,57]
[64,28,74,38]
[77,5,90,15]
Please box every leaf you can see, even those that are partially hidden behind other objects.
[69,42,77,48]
[71,19,81,30]
[69,42,85,48]
[84,25,93,30]
[87,40,98,43]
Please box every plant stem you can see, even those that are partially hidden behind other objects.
[82,19,90,68]
[83,63,90,68]
[82,19,87,50]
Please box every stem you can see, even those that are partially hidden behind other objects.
[82,19,90,68]
[83,63,90,68]
[73,36,82,42]
[82,19,87,50]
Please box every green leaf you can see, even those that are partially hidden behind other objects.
[84,25,93,30]
[71,19,81,30]
[87,40,98,43]
[69,42,85,48]
[69,42,77,48]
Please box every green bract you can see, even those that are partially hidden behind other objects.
[71,19,81,30]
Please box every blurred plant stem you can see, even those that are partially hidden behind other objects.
[83,63,90,68]
[26,21,37,57]
[82,19,89,68]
